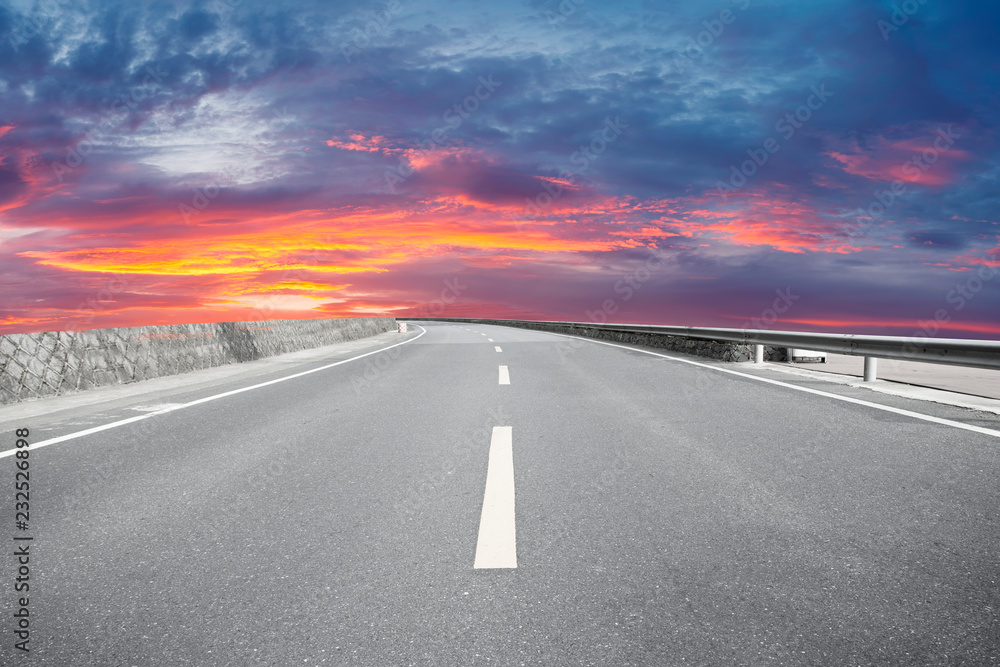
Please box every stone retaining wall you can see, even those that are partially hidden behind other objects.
[0,317,396,405]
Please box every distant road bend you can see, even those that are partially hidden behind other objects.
[1,320,998,666]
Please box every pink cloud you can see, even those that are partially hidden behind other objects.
[824,125,973,186]
[668,187,863,254]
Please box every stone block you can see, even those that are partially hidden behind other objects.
[17,336,37,358]
[26,356,46,380]
[42,367,62,394]
[0,372,20,404]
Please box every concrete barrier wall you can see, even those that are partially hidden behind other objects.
[420,318,788,362]
[0,317,396,405]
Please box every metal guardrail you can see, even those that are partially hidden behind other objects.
[415,317,1000,381]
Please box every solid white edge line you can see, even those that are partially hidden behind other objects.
[498,365,510,385]
[473,425,517,569]
[0,325,428,458]
[542,330,1000,439]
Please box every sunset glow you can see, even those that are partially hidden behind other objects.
[0,1,997,336]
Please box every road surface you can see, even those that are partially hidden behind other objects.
[1,321,998,665]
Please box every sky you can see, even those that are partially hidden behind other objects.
[0,0,998,337]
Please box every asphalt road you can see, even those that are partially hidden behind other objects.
[1,321,998,666]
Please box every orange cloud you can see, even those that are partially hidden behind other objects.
[325,133,393,154]
[229,280,352,296]
[4,169,953,335]
[17,228,383,276]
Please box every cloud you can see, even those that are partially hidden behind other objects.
[0,0,996,336]
[825,126,973,186]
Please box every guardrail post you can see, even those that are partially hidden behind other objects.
[754,344,764,364]
[863,356,878,382]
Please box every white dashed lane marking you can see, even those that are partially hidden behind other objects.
[473,426,517,569]
[498,365,510,385]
